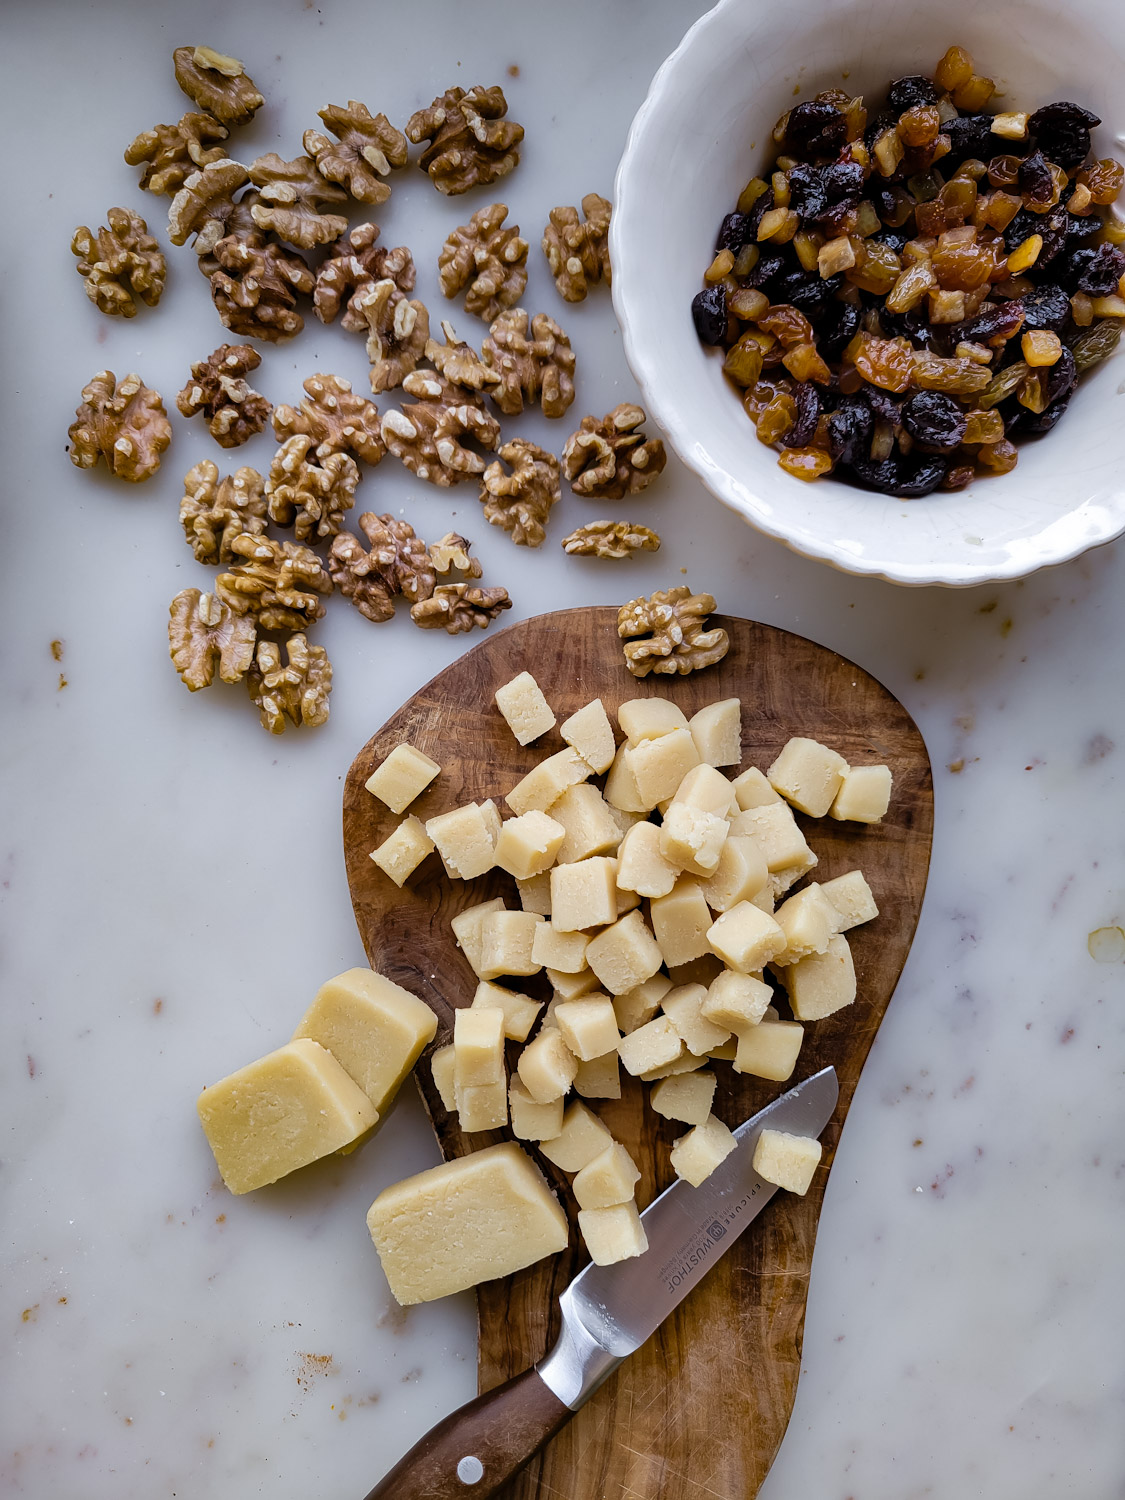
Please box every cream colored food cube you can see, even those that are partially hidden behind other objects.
[604,802,645,842]
[495,671,556,746]
[573,1142,641,1209]
[733,1019,804,1081]
[689,700,742,767]
[699,835,769,912]
[479,909,544,980]
[560,698,616,774]
[453,1006,505,1089]
[550,783,621,864]
[650,877,714,967]
[578,1201,649,1266]
[768,736,848,818]
[708,1038,737,1061]
[616,821,680,899]
[649,1069,716,1126]
[638,1049,707,1082]
[516,873,552,916]
[366,1142,568,1305]
[426,801,500,880]
[661,982,731,1055]
[708,901,786,974]
[546,966,600,1001]
[517,1027,578,1103]
[554,994,620,1062]
[293,968,439,1114]
[493,811,566,881]
[586,909,663,995]
[629,728,702,809]
[456,1079,509,1132]
[365,742,441,814]
[618,1015,683,1077]
[538,1100,614,1171]
[613,973,673,1034]
[430,1044,456,1111]
[669,1114,737,1188]
[731,765,780,810]
[752,1128,823,1195]
[830,764,893,824]
[659,802,728,877]
[780,934,856,1020]
[603,744,648,813]
[773,883,840,966]
[615,880,641,916]
[198,1040,378,1195]
[702,970,773,1032]
[532,922,590,974]
[820,870,879,931]
[550,856,618,933]
[508,1076,565,1141]
[769,855,819,900]
[618,698,689,742]
[370,815,434,887]
[672,762,737,816]
[573,1049,621,1099]
[506,748,590,816]
[451,897,506,977]
[729,803,814,873]
[471,981,542,1043]
[751,886,776,915]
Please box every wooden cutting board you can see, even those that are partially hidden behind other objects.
[343,606,933,1500]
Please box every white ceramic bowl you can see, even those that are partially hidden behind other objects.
[612,0,1125,586]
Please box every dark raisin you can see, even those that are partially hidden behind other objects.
[691,286,728,345]
[849,451,949,496]
[868,185,901,221]
[954,299,1026,346]
[789,382,821,447]
[1065,209,1102,245]
[1004,206,1066,265]
[826,396,873,462]
[776,268,841,318]
[821,159,866,204]
[786,100,848,159]
[1045,345,1078,406]
[1018,150,1054,208]
[818,300,861,359]
[888,75,939,112]
[742,187,775,242]
[787,164,828,220]
[1009,394,1072,434]
[864,113,896,153]
[716,212,751,252]
[1019,284,1071,333]
[743,251,786,289]
[880,305,940,350]
[943,115,995,161]
[1028,101,1100,171]
[873,227,910,254]
[902,391,968,452]
[1068,243,1125,296]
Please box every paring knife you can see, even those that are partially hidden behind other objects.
[364,1066,838,1500]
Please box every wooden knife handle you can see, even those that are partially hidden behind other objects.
[363,1365,572,1500]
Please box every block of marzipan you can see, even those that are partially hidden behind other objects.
[752,1128,822,1195]
[669,1113,737,1187]
[364,743,441,814]
[293,968,438,1114]
[572,1142,641,1209]
[560,699,616,774]
[578,1201,649,1266]
[649,1069,716,1126]
[494,671,556,746]
[198,1039,379,1195]
[367,1142,569,1305]
[537,1100,614,1171]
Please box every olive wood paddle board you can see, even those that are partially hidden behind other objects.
[343,606,933,1500]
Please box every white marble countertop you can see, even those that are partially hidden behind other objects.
[3,2,1123,1496]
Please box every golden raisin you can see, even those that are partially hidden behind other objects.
[777,446,833,481]
[705,250,735,284]
[912,352,993,396]
[942,463,976,490]
[898,104,941,147]
[1077,158,1125,205]
[939,176,978,226]
[758,304,813,347]
[781,341,831,384]
[952,75,995,112]
[1021,330,1062,367]
[933,229,993,291]
[1018,370,1049,413]
[976,438,1018,474]
[963,409,1005,443]
[757,207,799,243]
[1070,291,1094,327]
[914,200,947,237]
[886,260,936,312]
[1007,235,1043,274]
[847,240,902,295]
[728,286,769,321]
[975,190,1021,231]
[756,394,797,446]
[855,338,913,392]
[977,360,1028,407]
[723,331,766,387]
[935,45,974,92]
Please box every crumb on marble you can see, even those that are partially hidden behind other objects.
[58,674,68,691]
[948,759,964,773]
[153,998,164,1015]
[50,639,64,661]
[26,1055,36,1078]
[508,64,520,77]
[21,1306,38,1323]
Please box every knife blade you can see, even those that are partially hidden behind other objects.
[364,1066,838,1499]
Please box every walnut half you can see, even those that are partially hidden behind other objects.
[272,373,385,467]
[124,112,228,196]
[562,403,666,499]
[177,344,271,447]
[248,635,332,734]
[481,309,575,419]
[410,584,512,634]
[168,588,257,690]
[479,439,560,547]
[265,436,360,543]
[71,208,165,318]
[438,203,528,321]
[542,193,612,303]
[562,520,661,559]
[180,459,267,564]
[328,512,436,624]
[303,101,408,204]
[173,46,264,127]
[617,587,729,677]
[68,371,171,483]
[406,85,523,195]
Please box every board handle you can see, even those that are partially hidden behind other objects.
[363,1365,572,1499]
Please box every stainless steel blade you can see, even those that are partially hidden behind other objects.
[537,1066,838,1407]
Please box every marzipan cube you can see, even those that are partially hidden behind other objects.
[430,1044,456,1111]
[426,800,501,879]
[550,856,618,932]
[479,909,544,979]
[669,1113,737,1187]
[650,877,714,967]
[659,801,728,876]
[494,670,556,746]
[578,1201,648,1265]
[730,765,780,810]
[585,909,663,995]
[767,736,848,818]
[772,883,840,966]
[517,1027,578,1102]
[616,821,679,898]
[573,1142,641,1209]
[699,835,768,912]
[729,802,814,873]
[560,698,616,774]
[689,700,741,767]
[618,1014,683,1077]
[638,1049,708,1083]
[370,815,434,886]
[649,1068,716,1126]
[453,1006,505,1088]
[451,897,506,977]
[516,873,552,916]
[365,742,441,814]
[707,900,786,973]
[573,1049,621,1099]
[509,1075,564,1140]
[629,728,701,809]
[612,973,672,1034]
[733,1018,804,1081]
[820,870,878,931]
[546,965,600,1000]
[830,764,892,824]
[538,1100,614,1171]
[752,1127,822,1195]
[702,970,773,1032]
[493,810,566,880]
[471,981,542,1042]
[779,934,856,1020]
[603,744,648,813]
[554,994,620,1062]
[531,922,590,974]
[550,783,621,864]
[618,698,688,742]
[671,762,737,816]
[661,982,731,1055]
[456,1078,508,1132]
[506,749,590,816]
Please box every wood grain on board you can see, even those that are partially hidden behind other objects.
[344,606,933,1500]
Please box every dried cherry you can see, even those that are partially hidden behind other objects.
[821,160,866,205]
[1018,150,1054,208]
[716,212,752,252]
[787,164,828,220]
[743,250,786,289]
[775,268,842,318]
[1028,101,1100,171]
[902,390,968,452]
[1044,345,1077,405]
[818,300,862,358]
[691,286,728,345]
[1009,394,1072,433]
[848,451,949,496]
[789,381,822,446]
[888,75,939,112]
[826,396,874,462]
[863,386,904,424]
[954,299,1025,346]
[943,115,995,162]
[786,100,848,159]
[1018,284,1071,333]
[1066,243,1125,296]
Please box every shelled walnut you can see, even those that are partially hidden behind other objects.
[215,533,332,629]
[406,85,523,195]
[410,583,512,633]
[314,223,416,328]
[303,101,408,204]
[172,46,264,128]
[426,321,501,396]
[542,193,612,302]
[429,532,482,580]
[438,203,527,321]
[177,344,271,447]
[266,436,360,542]
[68,370,171,483]
[479,440,560,547]
[381,392,500,486]
[167,159,252,253]
[328,512,436,623]
[71,208,165,318]
[168,588,257,690]
[209,231,314,342]
[356,280,430,393]
[180,460,267,564]
[248,635,332,734]
[272,374,385,467]
[481,309,575,418]
[248,153,349,249]
[562,520,661,559]
[617,587,729,677]
[562,403,666,498]
[125,112,228,196]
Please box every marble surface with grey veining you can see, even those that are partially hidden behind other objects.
[2,2,1123,1496]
